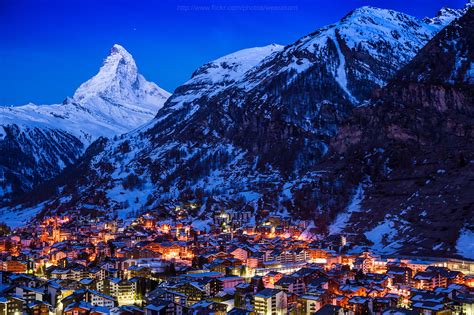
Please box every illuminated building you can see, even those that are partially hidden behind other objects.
[254,288,287,315]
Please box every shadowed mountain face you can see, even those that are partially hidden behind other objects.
[2,6,472,259]
[320,8,474,257]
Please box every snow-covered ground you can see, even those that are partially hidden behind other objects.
[364,218,400,254]
[0,203,46,228]
[456,228,474,259]
[329,183,364,235]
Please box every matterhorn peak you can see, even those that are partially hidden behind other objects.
[106,44,138,72]
[110,43,131,55]
[68,43,170,124]
[72,44,142,102]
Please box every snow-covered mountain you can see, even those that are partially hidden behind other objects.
[156,6,455,174]
[0,44,170,202]
[324,7,474,257]
[4,5,471,259]
[164,44,283,115]
[423,6,467,26]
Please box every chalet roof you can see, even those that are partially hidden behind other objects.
[191,299,227,310]
[453,293,474,303]
[340,284,364,292]
[299,294,322,301]
[217,276,242,282]
[87,289,117,302]
[46,280,62,290]
[447,283,469,291]
[255,288,283,298]
[91,305,110,314]
[64,301,93,312]
[349,296,369,304]
[115,305,144,313]
[79,278,95,285]
[265,271,282,277]
[27,300,52,308]
[228,307,254,315]
[384,293,400,299]
[275,276,297,286]
[314,304,346,315]
[292,267,321,277]
[235,282,251,289]
[108,277,122,284]
[308,277,328,288]
[382,307,419,315]
[414,271,437,280]
[410,292,444,303]
[145,303,168,312]
[185,271,223,279]
[412,301,446,311]
[173,281,206,292]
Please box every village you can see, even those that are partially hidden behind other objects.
[0,207,473,315]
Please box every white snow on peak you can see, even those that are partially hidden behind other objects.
[189,44,284,86]
[165,44,283,110]
[424,6,467,26]
[300,5,443,60]
[1,44,170,143]
[331,30,357,103]
[245,6,454,104]
[74,44,139,101]
[73,44,170,112]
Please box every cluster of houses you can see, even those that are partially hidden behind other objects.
[0,211,472,315]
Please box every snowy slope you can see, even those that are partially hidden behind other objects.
[456,228,474,259]
[239,6,458,104]
[164,44,283,112]
[188,44,284,87]
[0,44,170,200]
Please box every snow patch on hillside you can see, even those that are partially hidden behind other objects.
[332,33,357,103]
[456,228,474,259]
[0,203,46,228]
[329,183,364,234]
[365,218,401,254]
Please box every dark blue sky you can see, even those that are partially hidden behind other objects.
[0,0,466,105]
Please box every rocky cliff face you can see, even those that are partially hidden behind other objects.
[323,8,474,257]
[0,45,169,203]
